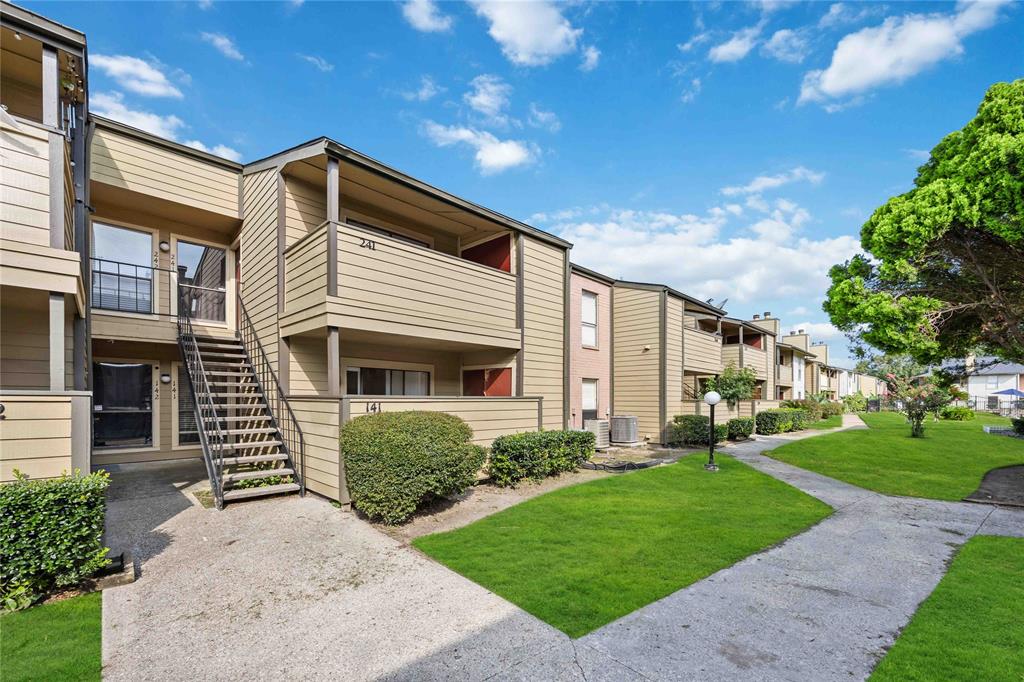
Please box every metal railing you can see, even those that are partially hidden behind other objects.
[237,297,306,496]
[176,286,230,508]
[90,257,164,314]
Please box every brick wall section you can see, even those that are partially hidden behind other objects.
[569,272,612,429]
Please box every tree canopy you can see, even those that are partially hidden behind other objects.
[825,79,1024,364]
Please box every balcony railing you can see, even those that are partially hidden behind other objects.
[90,257,226,322]
[778,364,793,385]
[683,326,722,374]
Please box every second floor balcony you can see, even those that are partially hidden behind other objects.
[281,221,520,350]
[683,325,722,375]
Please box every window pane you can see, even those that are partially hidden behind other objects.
[582,380,598,409]
[389,370,404,396]
[91,224,154,313]
[361,368,387,395]
[93,362,152,449]
[581,291,597,325]
[405,371,429,396]
[581,324,597,347]
[346,369,360,395]
[177,365,200,445]
[177,241,226,323]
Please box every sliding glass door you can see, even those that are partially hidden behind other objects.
[92,362,154,449]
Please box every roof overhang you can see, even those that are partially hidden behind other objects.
[92,115,244,172]
[1,2,86,56]
[614,280,726,316]
[570,262,615,285]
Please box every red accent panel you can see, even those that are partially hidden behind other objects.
[462,369,485,396]
[484,367,512,397]
[462,236,511,272]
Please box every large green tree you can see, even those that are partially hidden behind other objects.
[825,80,1024,364]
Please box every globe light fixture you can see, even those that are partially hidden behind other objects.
[703,391,721,471]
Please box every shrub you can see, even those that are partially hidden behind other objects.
[820,401,845,418]
[669,414,727,446]
[781,399,822,421]
[489,430,595,487]
[842,392,868,413]
[939,406,975,421]
[1013,417,1024,435]
[727,417,755,440]
[756,408,809,435]
[341,411,486,525]
[1,471,111,610]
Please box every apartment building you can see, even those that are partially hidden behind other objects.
[0,4,567,508]
[568,264,612,430]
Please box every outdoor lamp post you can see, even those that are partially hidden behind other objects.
[704,391,721,471]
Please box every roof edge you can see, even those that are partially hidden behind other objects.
[613,279,726,316]
[1,2,86,53]
[570,262,615,284]
[92,115,243,171]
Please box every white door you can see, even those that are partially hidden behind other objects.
[582,379,598,424]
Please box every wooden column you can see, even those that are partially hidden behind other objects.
[327,327,341,398]
[326,157,341,398]
[49,293,64,391]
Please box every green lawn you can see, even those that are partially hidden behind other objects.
[765,411,1024,501]
[414,455,831,637]
[806,414,844,430]
[0,592,101,681]
[870,535,1024,682]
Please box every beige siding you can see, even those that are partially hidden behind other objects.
[240,170,280,376]
[746,346,768,379]
[282,224,328,323]
[1,119,51,247]
[343,397,542,445]
[722,344,742,371]
[778,364,793,385]
[612,286,661,442]
[283,175,326,247]
[683,326,722,375]
[90,127,239,218]
[764,335,776,399]
[521,237,565,430]
[289,335,329,395]
[666,296,683,411]
[0,394,72,481]
[0,292,73,390]
[334,222,519,349]
[288,397,341,501]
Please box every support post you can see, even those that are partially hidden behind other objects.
[49,293,64,391]
[327,327,341,398]
[42,46,58,127]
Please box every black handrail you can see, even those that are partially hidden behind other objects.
[176,286,229,509]
[236,297,305,496]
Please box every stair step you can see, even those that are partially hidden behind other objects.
[203,369,253,376]
[200,351,248,359]
[213,440,283,451]
[204,380,257,386]
[200,391,262,399]
[222,482,300,502]
[223,467,294,483]
[220,453,288,466]
[215,403,271,410]
[221,427,278,436]
[196,341,243,349]
[200,360,250,368]
[203,415,272,423]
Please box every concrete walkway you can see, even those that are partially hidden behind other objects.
[101,420,1024,681]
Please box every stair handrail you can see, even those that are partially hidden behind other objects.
[176,285,229,508]
[236,296,306,496]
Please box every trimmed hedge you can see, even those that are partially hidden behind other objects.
[756,408,810,435]
[781,399,822,421]
[669,414,727,446]
[1012,417,1024,435]
[727,417,755,440]
[1,471,111,611]
[939,406,975,421]
[489,430,595,487]
[341,411,486,525]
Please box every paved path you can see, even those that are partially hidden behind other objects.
[102,421,1024,681]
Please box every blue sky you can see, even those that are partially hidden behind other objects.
[34,0,1023,366]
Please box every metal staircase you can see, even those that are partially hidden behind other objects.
[177,289,305,509]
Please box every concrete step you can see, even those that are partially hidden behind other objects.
[222,482,300,502]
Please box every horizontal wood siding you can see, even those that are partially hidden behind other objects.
[683,327,722,375]
[343,397,542,445]
[336,223,519,348]
[90,127,239,218]
[722,345,742,370]
[778,364,793,385]
[666,297,683,437]
[0,394,72,481]
[240,170,279,375]
[289,335,328,395]
[1,120,51,248]
[284,175,326,247]
[764,335,775,398]
[521,237,565,430]
[283,225,328,321]
[612,286,661,442]
[288,397,340,500]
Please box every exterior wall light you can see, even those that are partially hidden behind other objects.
[159,241,171,252]
[160,373,172,384]
[703,391,721,471]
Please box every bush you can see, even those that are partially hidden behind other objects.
[756,408,809,435]
[341,411,486,525]
[1013,417,1024,435]
[1,471,111,610]
[669,414,727,446]
[489,430,595,487]
[842,392,868,413]
[939,406,976,421]
[820,402,845,418]
[727,417,755,440]
[781,399,822,421]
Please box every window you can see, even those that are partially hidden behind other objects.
[177,240,227,323]
[345,367,430,396]
[581,291,598,347]
[91,223,154,313]
[93,362,153,449]
[986,376,999,390]
[581,379,598,422]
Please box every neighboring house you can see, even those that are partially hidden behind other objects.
[956,357,1024,409]
[777,342,812,400]
[568,264,612,429]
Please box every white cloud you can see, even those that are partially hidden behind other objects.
[762,29,810,63]
[402,0,453,32]
[678,32,710,52]
[540,204,860,306]
[200,32,245,61]
[708,22,763,63]
[197,0,213,9]
[788,305,810,316]
[817,3,883,29]
[183,139,242,162]
[91,91,185,139]
[680,77,702,104]
[91,55,184,98]
[470,1,582,66]
[402,75,444,102]
[580,45,600,72]
[464,74,512,125]
[528,103,561,133]
[800,1,1009,106]
[421,121,537,174]
[298,54,334,72]
[791,320,844,341]
[903,148,931,161]
[721,166,825,196]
